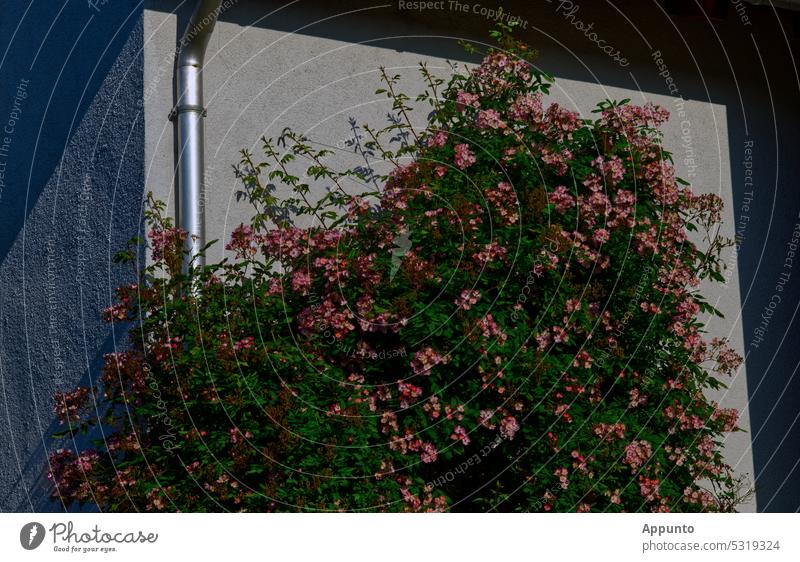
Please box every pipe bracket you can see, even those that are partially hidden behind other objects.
[169,105,207,121]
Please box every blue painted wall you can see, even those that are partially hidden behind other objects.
[0,1,144,511]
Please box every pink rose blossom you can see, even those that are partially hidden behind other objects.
[499,415,520,440]
[456,90,480,111]
[427,131,448,147]
[623,440,652,470]
[476,109,505,130]
[455,289,482,311]
[454,143,476,169]
[450,425,470,446]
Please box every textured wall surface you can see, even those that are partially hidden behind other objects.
[0,1,144,512]
[1,0,795,513]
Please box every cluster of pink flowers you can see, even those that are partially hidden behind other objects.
[547,152,642,241]
[102,303,127,322]
[455,90,480,111]
[290,269,311,294]
[374,459,395,480]
[623,440,653,470]
[592,229,610,246]
[608,189,636,229]
[423,396,441,420]
[355,293,375,319]
[535,330,552,351]
[586,186,636,231]
[663,402,705,432]
[410,346,449,376]
[401,249,440,286]
[397,477,448,512]
[380,411,399,434]
[591,155,625,186]
[310,229,344,250]
[541,147,573,175]
[644,159,681,206]
[572,350,593,369]
[419,442,438,463]
[499,415,520,440]
[149,226,186,263]
[48,448,102,504]
[683,486,716,509]
[54,387,90,424]
[542,103,580,141]
[355,253,380,285]
[388,430,420,455]
[664,445,687,467]
[507,92,543,123]
[472,241,507,265]
[313,255,349,284]
[145,487,172,511]
[473,52,532,94]
[463,202,485,232]
[150,335,182,363]
[697,435,716,460]
[229,427,253,444]
[233,336,255,351]
[443,403,465,421]
[552,326,568,343]
[638,476,661,503]
[450,425,470,446]
[427,130,448,148]
[476,109,506,130]
[454,143,477,169]
[297,298,355,340]
[554,403,572,423]
[346,195,372,218]
[592,422,626,442]
[549,185,575,213]
[454,289,481,311]
[485,181,519,225]
[598,101,670,145]
[397,380,424,409]
[259,226,311,261]
[709,337,744,375]
[478,314,508,345]
[554,467,569,490]
[559,229,609,270]
[632,221,660,257]
[571,449,594,477]
[606,489,622,505]
[226,223,256,258]
[711,405,739,432]
[688,192,724,223]
[478,409,496,429]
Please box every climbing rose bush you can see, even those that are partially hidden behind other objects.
[50,33,748,512]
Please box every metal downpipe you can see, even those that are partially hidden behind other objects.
[173,0,223,275]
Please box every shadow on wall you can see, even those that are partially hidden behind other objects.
[154,0,799,511]
[0,1,144,511]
